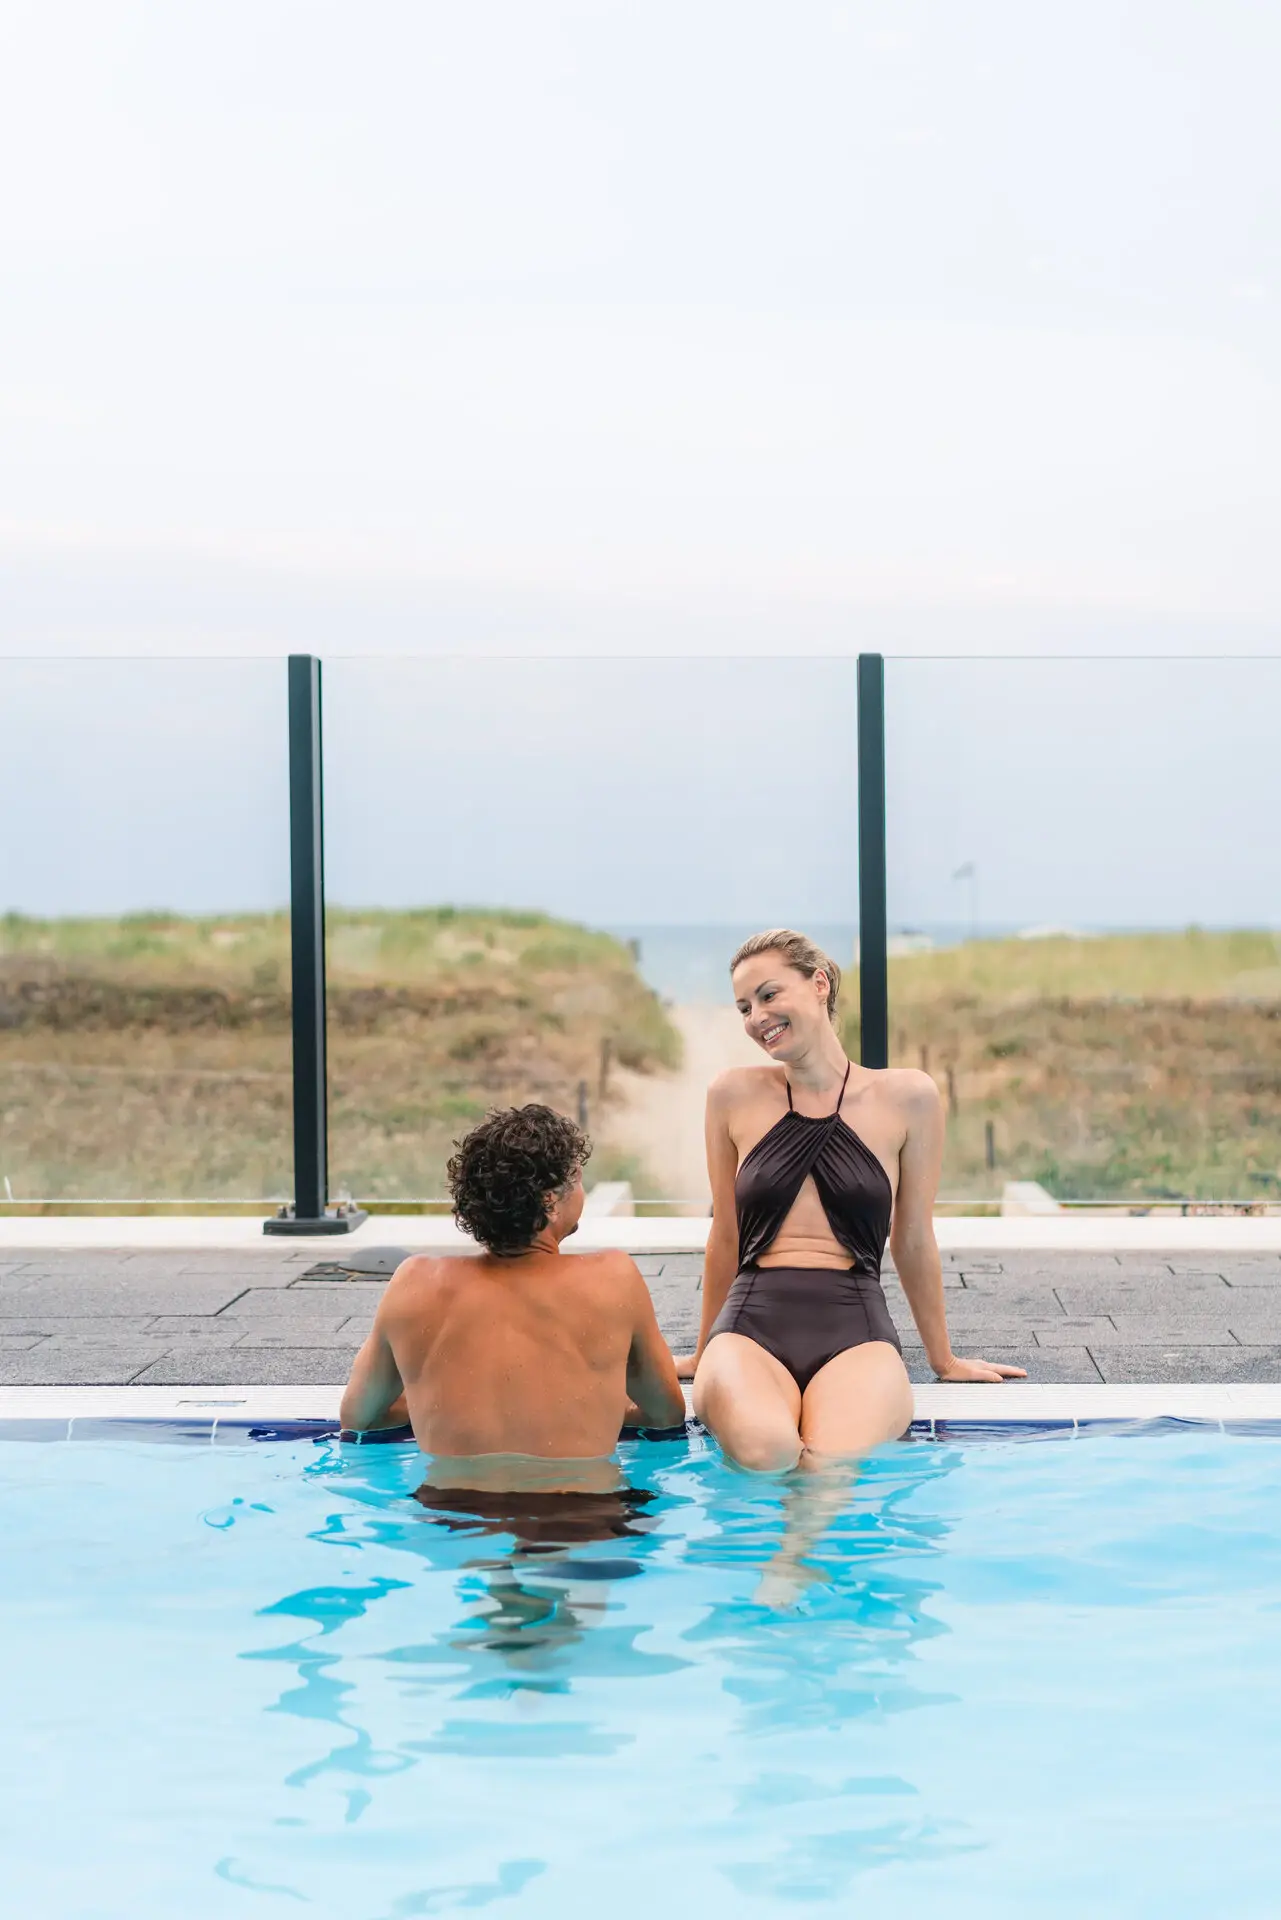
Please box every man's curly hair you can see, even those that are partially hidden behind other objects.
[447,1104,590,1256]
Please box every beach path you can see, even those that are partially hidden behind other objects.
[604,1004,761,1209]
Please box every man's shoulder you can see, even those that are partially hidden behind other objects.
[557,1247,650,1309]
[562,1249,652,1329]
[562,1245,642,1286]
[383,1252,475,1297]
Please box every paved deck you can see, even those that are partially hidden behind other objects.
[1,1245,1279,1386]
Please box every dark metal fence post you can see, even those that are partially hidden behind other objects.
[857,653,889,1070]
[264,654,366,1235]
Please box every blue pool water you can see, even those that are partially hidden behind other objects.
[5,1427,1281,1919]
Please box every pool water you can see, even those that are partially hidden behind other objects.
[5,1426,1281,1919]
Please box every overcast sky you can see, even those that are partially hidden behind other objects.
[3,653,1279,931]
[2,0,1279,654]
[1,5,1278,928]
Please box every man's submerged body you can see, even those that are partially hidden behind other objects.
[339,1242,687,1493]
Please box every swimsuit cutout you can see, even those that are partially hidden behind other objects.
[706,1060,902,1392]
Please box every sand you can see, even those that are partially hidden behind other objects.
[604,1004,762,1209]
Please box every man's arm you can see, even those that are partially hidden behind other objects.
[623,1263,687,1429]
[890,1072,1026,1384]
[338,1296,407,1433]
[674,1076,741,1377]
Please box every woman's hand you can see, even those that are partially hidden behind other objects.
[673,1352,700,1380]
[934,1354,1028,1383]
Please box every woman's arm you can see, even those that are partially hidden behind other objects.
[674,1077,742,1379]
[890,1072,1026,1384]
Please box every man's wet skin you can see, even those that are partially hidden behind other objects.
[338,1109,685,1465]
[416,1451,627,1496]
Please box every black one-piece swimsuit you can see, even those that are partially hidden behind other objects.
[706,1062,901,1392]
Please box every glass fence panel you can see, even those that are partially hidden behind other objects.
[885,656,1281,1208]
[322,656,860,1208]
[0,659,291,1204]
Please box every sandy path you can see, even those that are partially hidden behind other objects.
[605,1004,761,1209]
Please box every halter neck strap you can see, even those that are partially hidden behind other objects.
[785,1058,852,1116]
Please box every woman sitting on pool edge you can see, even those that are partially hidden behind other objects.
[679,929,1025,1471]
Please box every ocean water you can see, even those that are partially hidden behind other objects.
[612,922,1206,1005]
[607,925,860,1004]
[5,1426,1281,1918]
[608,923,1040,1004]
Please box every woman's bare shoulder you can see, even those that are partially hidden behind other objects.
[875,1067,942,1118]
[707,1063,779,1110]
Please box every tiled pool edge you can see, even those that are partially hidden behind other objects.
[7,1382,1281,1438]
[6,1420,1280,1444]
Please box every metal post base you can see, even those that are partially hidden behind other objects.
[263,1206,369,1237]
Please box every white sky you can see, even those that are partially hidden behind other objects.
[1,0,1278,654]
[0,5,1278,928]
[4,654,1279,929]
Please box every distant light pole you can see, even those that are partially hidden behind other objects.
[952,862,978,943]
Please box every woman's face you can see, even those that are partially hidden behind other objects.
[732,953,829,1060]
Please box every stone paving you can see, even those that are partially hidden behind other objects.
[1,1244,1279,1387]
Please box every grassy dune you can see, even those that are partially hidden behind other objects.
[0,909,680,1202]
[7,913,1276,1206]
[844,930,1281,1202]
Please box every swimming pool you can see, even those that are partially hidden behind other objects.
[6,1423,1281,1918]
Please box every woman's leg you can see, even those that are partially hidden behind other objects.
[756,1461,860,1607]
[693,1333,803,1472]
[799,1341,914,1459]
[749,1346,911,1606]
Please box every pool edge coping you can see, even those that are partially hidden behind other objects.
[6,1215,1281,1252]
[7,1382,1281,1430]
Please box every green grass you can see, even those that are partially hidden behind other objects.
[0,908,679,1202]
[887,928,1281,1008]
[840,930,1281,1203]
[11,913,1272,1208]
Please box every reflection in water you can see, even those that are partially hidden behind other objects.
[374,1473,690,1741]
[244,1574,419,1799]
[677,1446,974,1894]
[236,1437,968,1908]
[244,1457,685,1782]
[684,1454,956,1727]
[756,1460,867,1608]
[721,1813,981,1902]
[374,1857,546,1916]
[412,1479,658,1554]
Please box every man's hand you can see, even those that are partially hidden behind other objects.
[934,1354,1028,1382]
[673,1352,699,1381]
[366,1392,410,1431]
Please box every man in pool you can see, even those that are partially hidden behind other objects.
[338,1103,686,1491]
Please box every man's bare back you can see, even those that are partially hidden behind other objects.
[343,1246,680,1462]
[338,1104,685,1488]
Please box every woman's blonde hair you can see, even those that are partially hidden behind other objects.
[729,928,842,1023]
